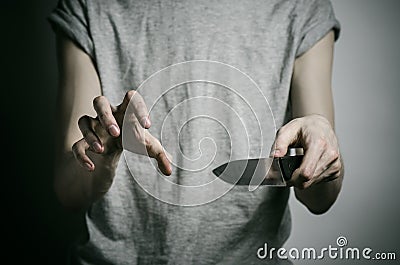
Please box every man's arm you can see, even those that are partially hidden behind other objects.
[292,31,343,214]
[54,33,118,211]
[54,33,171,212]
[274,31,344,214]
[291,31,336,126]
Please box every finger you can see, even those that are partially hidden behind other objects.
[313,148,340,177]
[93,96,120,137]
[285,168,299,187]
[78,115,104,153]
[121,113,148,155]
[156,152,172,176]
[72,139,94,171]
[288,170,313,190]
[271,119,301,157]
[320,174,340,183]
[145,132,172,175]
[290,154,341,189]
[317,158,342,183]
[291,142,325,187]
[286,168,312,189]
[119,90,151,129]
[130,112,147,147]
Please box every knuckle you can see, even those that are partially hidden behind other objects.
[329,149,339,161]
[144,136,152,146]
[300,168,313,181]
[98,111,111,121]
[155,151,163,160]
[316,138,327,149]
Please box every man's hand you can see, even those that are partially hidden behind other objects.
[54,35,171,210]
[73,90,172,175]
[272,114,342,189]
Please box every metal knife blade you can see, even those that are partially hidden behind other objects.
[212,148,304,188]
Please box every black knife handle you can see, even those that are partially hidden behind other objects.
[278,155,303,181]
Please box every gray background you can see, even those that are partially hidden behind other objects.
[2,0,399,264]
[285,1,400,264]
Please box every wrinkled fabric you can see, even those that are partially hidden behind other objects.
[49,1,340,264]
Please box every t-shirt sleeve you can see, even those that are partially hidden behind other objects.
[47,0,94,58]
[295,0,340,57]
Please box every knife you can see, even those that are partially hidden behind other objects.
[212,148,304,188]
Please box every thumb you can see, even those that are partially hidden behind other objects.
[271,120,302,157]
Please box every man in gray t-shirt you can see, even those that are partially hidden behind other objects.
[49,0,344,264]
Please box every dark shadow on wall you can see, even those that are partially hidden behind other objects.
[2,0,84,264]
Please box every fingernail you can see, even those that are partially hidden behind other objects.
[93,142,102,152]
[108,125,120,136]
[84,162,92,170]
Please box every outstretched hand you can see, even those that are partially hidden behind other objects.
[72,90,172,175]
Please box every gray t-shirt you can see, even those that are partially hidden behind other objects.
[49,0,340,264]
